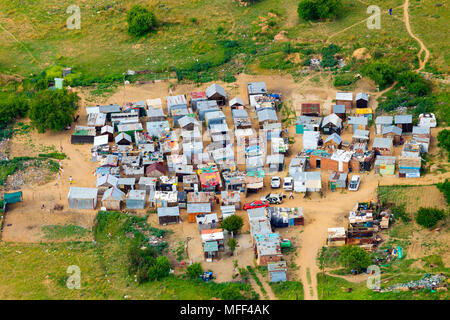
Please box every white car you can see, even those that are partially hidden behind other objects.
[271,176,281,188]
[348,175,361,191]
[283,177,293,191]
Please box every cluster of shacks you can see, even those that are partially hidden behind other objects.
[68,82,296,263]
[327,201,391,251]
[292,91,435,190]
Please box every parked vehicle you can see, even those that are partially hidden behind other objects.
[283,177,293,191]
[271,176,281,188]
[261,192,285,204]
[243,200,269,210]
[348,175,361,191]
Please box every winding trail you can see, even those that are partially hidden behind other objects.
[403,0,430,71]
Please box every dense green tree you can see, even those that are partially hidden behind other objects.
[28,89,79,133]
[339,245,371,273]
[220,285,244,300]
[297,0,342,21]
[0,95,29,129]
[437,179,450,205]
[185,262,203,279]
[416,207,446,228]
[128,246,157,283]
[227,238,238,255]
[221,215,244,235]
[361,62,396,89]
[127,5,156,36]
[397,71,430,96]
[437,129,450,161]
[148,256,171,281]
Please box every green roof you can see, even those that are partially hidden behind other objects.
[3,191,22,204]
[204,241,218,253]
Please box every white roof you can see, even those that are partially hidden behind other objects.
[146,98,162,108]
[336,92,353,101]
[229,97,245,107]
[68,187,98,200]
[93,134,109,147]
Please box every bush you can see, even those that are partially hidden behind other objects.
[0,95,29,130]
[397,71,430,96]
[361,62,396,89]
[28,89,79,133]
[128,246,157,284]
[297,0,342,21]
[437,129,450,161]
[334,73,356,87]
[415,207,446,228]
[148,256,171,281]
[221,215,244,235]
[339,245,371,273]
[437,179,450,205]
[185,262,203,280]
[127,5,156,37]
[220,285,244,300]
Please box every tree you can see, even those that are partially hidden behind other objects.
[437,179,450,205]
[185,262,203,280]
[416,207,446,228]
[297,0,342,21]
[339,245,371,273]
[361,62,396,89]
[128,246,157,284]
[397,71,430,96]
[0,95,29,129]
[148,256,171,281]
[28,89,79,133]
[127,5,156,37]
[227,238,238,256]
[221,215,244,235]
[437,129,450,161]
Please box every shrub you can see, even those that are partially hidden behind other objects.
[128,246,157,284]
[127,5,156,37]
[227,238,238,254]
[437,179,450,205]
[220,285,244,300]
[185,262,203,280]
[221,215,244,235]
[397,71,430,96]
[297,0,342,21]
[361,62,396,89]
[437,129,450,161]
[339,245,371,273]
[334,73,356,87]
[148,256,171,281]
[0,95,29,130]
[415,207,446,228]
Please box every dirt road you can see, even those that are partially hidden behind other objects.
[403,0,430,71]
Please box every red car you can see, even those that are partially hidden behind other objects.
[243,200,269,210]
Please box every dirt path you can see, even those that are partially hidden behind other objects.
[248,276,267,300]
[403,0,430,71]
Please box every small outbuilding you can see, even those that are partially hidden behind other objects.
[126,189,146,209]
[395,114,413,133]
[68,187,98,210]
[322,114,342,135]
[157,206,181,225]
[101,187,125,210]
[206,83,227,106]
[268,261,287,282]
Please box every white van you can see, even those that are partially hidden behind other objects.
[283,177,293,191]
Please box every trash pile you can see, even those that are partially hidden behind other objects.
[380,274,447,292]
[373,245,403,266]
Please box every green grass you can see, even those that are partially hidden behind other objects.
[270,281,304,300]
[1,0,441,85]
[317,273,450,300]
[247,265,267,297]
[0,211,258,300]
[41,225,90,240]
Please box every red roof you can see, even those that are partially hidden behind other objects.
[302,103,320,115]
[191,91,207,100]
